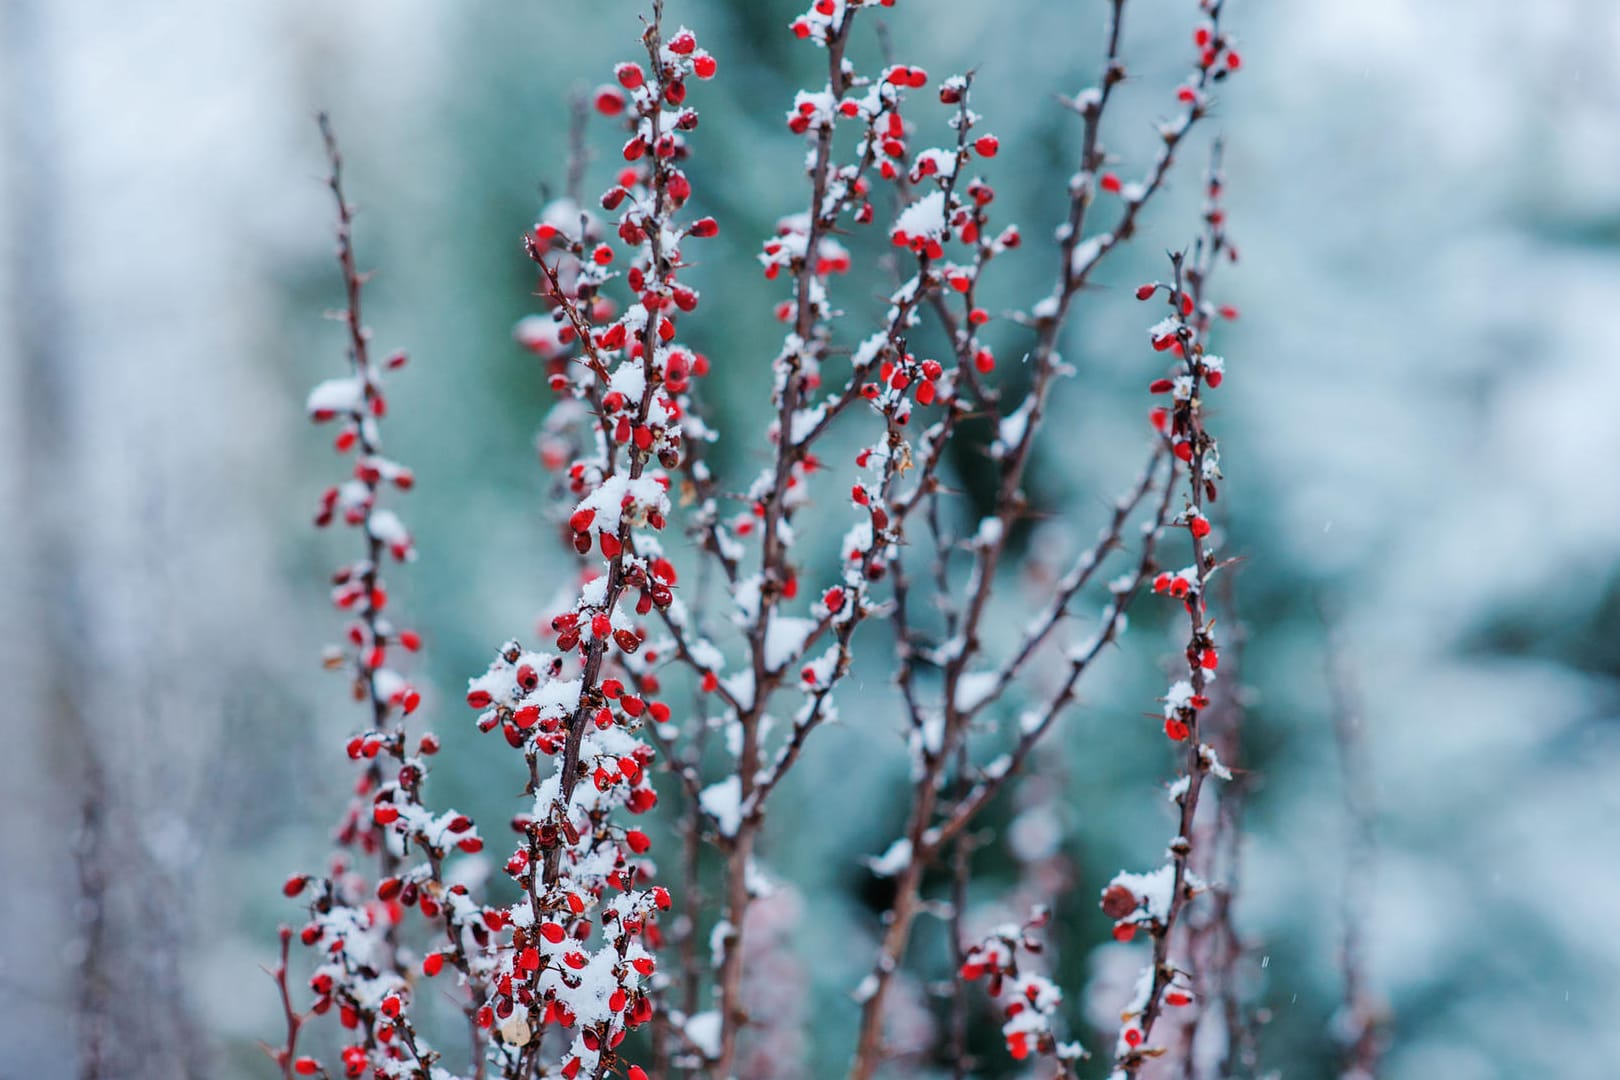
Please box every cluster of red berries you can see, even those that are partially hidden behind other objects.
[959,912,1082,1069]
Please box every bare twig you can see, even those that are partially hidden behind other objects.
[1322,601,1388,1080]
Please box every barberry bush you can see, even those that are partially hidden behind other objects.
[271,1,1256,1077]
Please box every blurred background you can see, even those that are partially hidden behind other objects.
[3,0,1619,1077]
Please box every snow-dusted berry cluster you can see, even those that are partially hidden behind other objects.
[960,910,1086,1074]
[1100,12,1248,1069]
[273,117,493,1080]
[276,1,1250,1077]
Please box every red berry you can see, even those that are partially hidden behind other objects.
[1101,883,1138,919]
[616,63,645,89]
[625,829,652,853]
[1099,171,1122,194]
[973,134,999,157]
[1135,283,1156,301]
[423,952,445,977]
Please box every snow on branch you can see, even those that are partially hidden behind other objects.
[272,4,1253,1079]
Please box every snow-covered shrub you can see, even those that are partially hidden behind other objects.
[270,2,1254,1078]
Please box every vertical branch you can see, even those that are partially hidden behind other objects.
[279,114,481,1080]
[318,112,397,740]
[1322,603,1387,1080]
[264,929,313,1080]
[70,775,110,1080]
[1175,561,1257,1080]
[944,763,974,1080]
[314,111,411,992]
[713,8,854,1075]
[0,5,142,1075]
